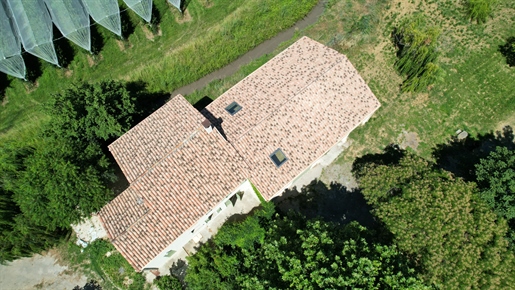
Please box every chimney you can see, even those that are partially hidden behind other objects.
[202,119,213,134]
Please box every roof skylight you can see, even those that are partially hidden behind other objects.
[225,101,242,115]
[270,148,288,167]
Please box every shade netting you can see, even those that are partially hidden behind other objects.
[82,0,121,36]
[0,1,25,79]
[124,0,152,23]
[167,0,181,12]
[44,0,91,51]
[6,0,58,66]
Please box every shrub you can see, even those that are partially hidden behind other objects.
[466,0,497,24]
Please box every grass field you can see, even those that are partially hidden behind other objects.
[0,0,318,142]
[191,0,515,163]
[311,0,515,162]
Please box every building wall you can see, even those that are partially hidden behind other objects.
[142,179,258,270]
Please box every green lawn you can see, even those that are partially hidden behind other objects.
[0,0,318,142]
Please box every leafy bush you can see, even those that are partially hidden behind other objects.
[155,275,183,290]
[393,14,442,92]
[466,0,497,23]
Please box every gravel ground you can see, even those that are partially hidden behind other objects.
[0,252,87,290]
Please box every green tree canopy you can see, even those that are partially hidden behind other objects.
[186,204,428,290]
[475,146,515,219]
[7,81,137,230]
[355,152,515,289]
[394,14,442,92]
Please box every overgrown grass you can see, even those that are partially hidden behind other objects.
[0,0,318,142]
[63,239,147,290]
[307,0,515,163]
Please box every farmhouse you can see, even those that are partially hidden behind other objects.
[98,36,381,271]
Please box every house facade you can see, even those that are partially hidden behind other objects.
[98,36,381,271]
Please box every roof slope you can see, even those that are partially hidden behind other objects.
[100,126,248,269]
[99,37,380,270]
[203,36,344,143]
[205,36,380,199]
[109,94,205,183]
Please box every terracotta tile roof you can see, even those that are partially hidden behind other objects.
[99,128,248,270]
[205,36,380,198]
[108,95,205,183]
[99,36,380,270]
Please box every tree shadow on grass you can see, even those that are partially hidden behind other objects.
[121,9,136,39]
[90,25,105,55]
[272,179,378,229]
[53,26,75,68]
[432,126,515,182]
[181,0,193,12]
[499,36,515,67]
[0,73,10,99]
[23,53,43,83]
[126,81,170,125]
[352,144,406,179]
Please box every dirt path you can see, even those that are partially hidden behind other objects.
[171,0,326,97]
[0,252,87,290]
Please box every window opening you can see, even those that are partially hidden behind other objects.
[164,250,176,257]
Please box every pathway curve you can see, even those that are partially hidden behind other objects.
[171,0,326,97]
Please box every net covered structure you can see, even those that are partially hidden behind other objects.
[0,1,25,79]
[0,0,182,80]
[44,0,91,51]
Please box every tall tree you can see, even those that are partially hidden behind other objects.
[12,81,137,229]
[475,146,515,246]
[355,153,515,289]
[186,204,428,289]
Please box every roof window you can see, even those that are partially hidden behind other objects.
[270,148,288,167]
[225,101,242,115]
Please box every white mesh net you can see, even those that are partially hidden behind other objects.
[167,0,181,12]
[0,1,25,79]
[82,0,121,36]
[124,0,152,23]
[44,0,91,51]
[6,0,58,65]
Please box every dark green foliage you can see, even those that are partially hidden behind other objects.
[155,275,183,290]
[0,80,137,261]
[10,81,136,230]
[500,37,515,67]
[186,203,427,289]
[355,152,515,288]
[0,143,64,263]
[466,0,497,23]
[393,14,442,92]
[475,146,515,219]
[476,146,515,246]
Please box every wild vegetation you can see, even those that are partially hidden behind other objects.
[1,0,514,289]
[393,14,442,92]
[185,203,428,289]
[466,0,497,23]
